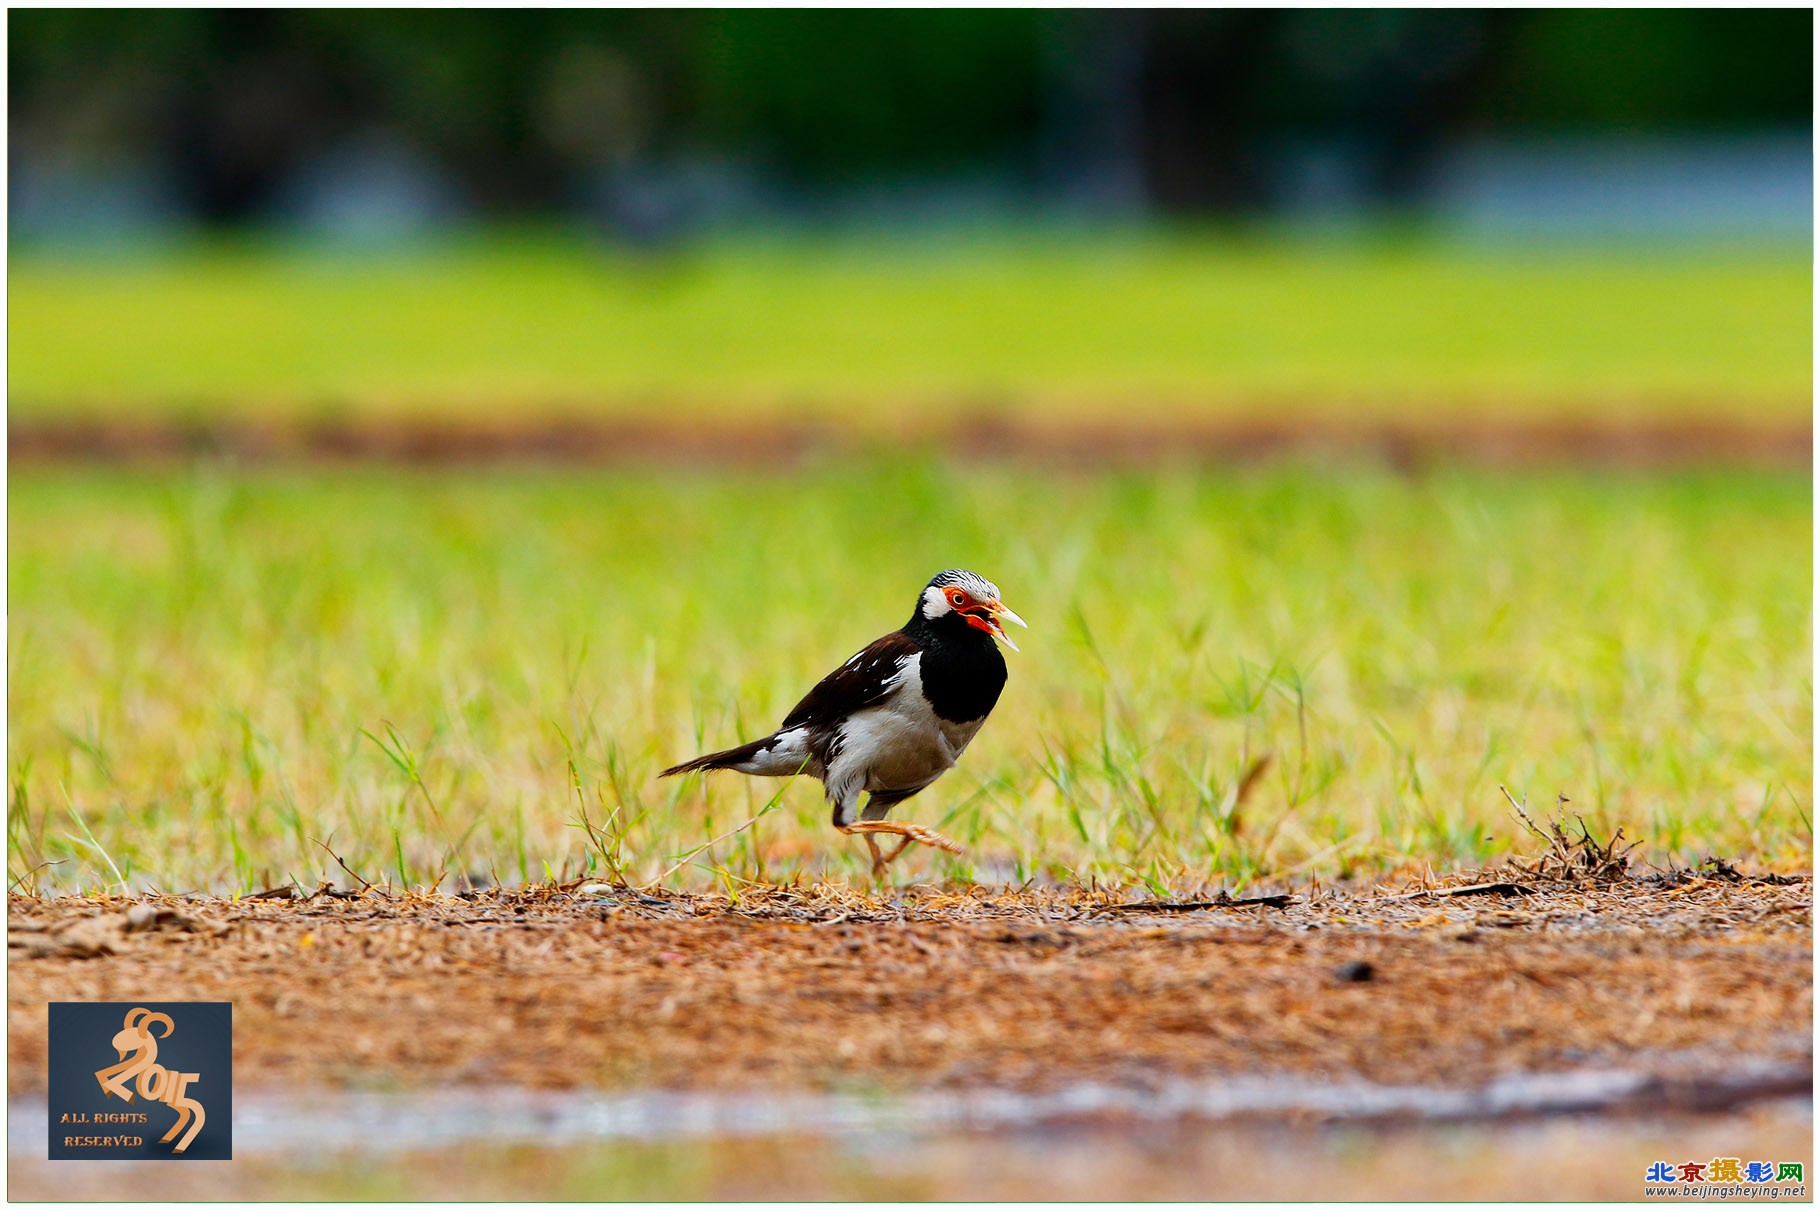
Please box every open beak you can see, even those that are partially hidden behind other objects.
[977,599,1028,652]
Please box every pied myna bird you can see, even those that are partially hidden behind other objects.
[662,569,1026,874]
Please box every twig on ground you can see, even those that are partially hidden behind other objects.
[1382,881,1537,902]
[311,837,376,893]
[1094,890,1295,915]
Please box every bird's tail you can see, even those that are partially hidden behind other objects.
[659,737,773,778]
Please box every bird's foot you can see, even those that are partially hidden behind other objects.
[878,836,914,869]
[860,834,917,877]
[839,821,965,867]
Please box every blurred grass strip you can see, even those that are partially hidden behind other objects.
[9,233,1810,425]
[9,461,1809,894]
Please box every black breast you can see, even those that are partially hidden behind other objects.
[908,623,1007,723]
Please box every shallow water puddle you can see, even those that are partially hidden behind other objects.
[11,1059,1807,1157]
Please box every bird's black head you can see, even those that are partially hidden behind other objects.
[907,569,1027,650]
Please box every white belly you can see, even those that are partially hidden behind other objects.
[827,654,983,796]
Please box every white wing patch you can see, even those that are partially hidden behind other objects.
[732,725,814,776]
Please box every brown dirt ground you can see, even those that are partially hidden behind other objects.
[8,873,1811,1099]
[9,414,1812,468]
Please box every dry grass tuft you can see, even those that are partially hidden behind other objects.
[1499,786,1640,885]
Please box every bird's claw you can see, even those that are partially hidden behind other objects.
[840,821,964,878]
[895,823,964,855]
[840,820,964,855]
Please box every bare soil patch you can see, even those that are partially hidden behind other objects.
[8,873,1810,1099]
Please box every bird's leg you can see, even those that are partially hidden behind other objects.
[838,820,964,857]
[855,833,918,879]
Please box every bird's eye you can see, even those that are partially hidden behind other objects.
[948,590,967,607]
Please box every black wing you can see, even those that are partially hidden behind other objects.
[780,630,920,732]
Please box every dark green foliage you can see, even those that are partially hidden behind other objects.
[8,10,1810,221]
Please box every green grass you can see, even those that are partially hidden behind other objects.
[8,461,1809,895]
[8,232,1810,425]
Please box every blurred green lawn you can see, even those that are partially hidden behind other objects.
[9,232,1810,426]
[8,233,1811,895]
[10,461,1809,894]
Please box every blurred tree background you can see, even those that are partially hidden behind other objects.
[9,8,1809,423]
[10,8,1810,238]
